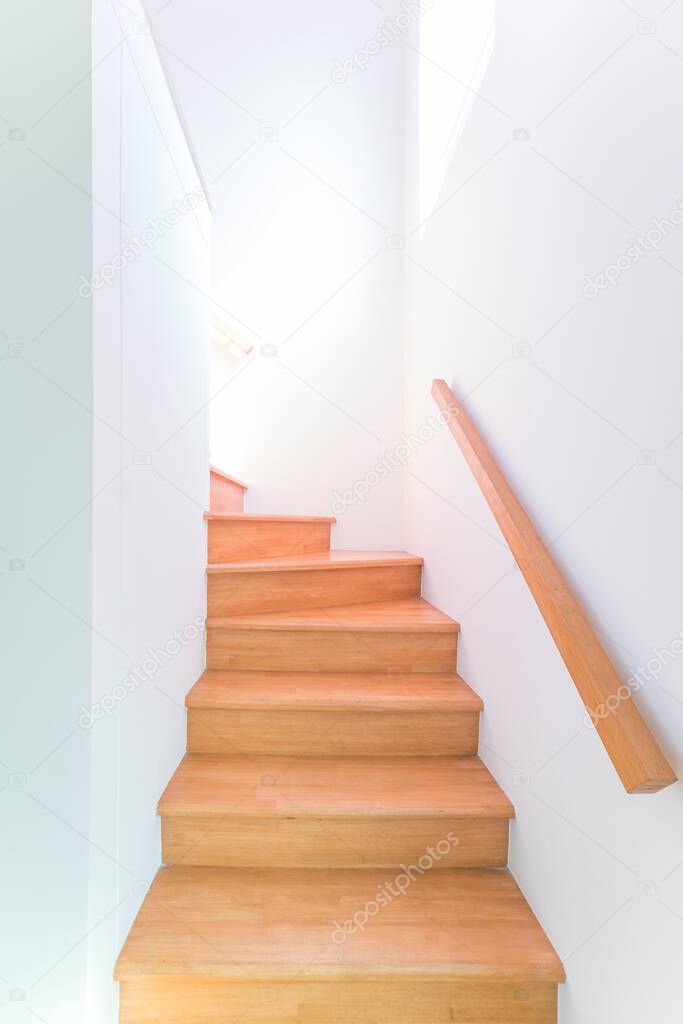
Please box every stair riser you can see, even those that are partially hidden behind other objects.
[161,815,508,869]
[120,977,558,1023]
[206,627,458,673]
[188,707,479,756]
[208,519,331,562]
[207,563,422,616]
[210,474,245,514]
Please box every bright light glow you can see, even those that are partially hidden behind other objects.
[210,313,253,359]
[418,1,496,228]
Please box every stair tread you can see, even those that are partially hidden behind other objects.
[206,597,460,632]
[205,511,335,522]
[158,754,513,818]
[207,550,422,573]
[187,670,482,711]
[115,865,564,980]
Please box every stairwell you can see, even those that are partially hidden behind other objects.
[114,468,564,1023]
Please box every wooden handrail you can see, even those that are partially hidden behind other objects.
[432,379,676,794]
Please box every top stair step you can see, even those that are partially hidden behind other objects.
[210,466,247,514]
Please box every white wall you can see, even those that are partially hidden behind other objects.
[148,0,406,547]
[0,2,93,1021]
[88,2,210,1021]
[403,2,683,1021]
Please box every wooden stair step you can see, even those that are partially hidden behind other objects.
[206,598,460,673]
[210,466,248,514]
[116,866,564,1024]
[208,550,423,571]
[159,754,512,817]
[206,511,334,562]
[119,977,559,1024]
[207,550,423,615]
[116,865,562,977]
[187,669,482,711]
[187,670,482,756]
[159,754,512,868]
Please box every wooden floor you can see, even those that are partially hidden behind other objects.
[115,494,564,1023]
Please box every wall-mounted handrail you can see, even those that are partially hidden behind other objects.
[432,378,676,794]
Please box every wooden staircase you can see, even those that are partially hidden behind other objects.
[115,474,564,1023]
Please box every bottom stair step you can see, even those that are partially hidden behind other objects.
[120,977,559,1024]
[116,866,564,1023]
